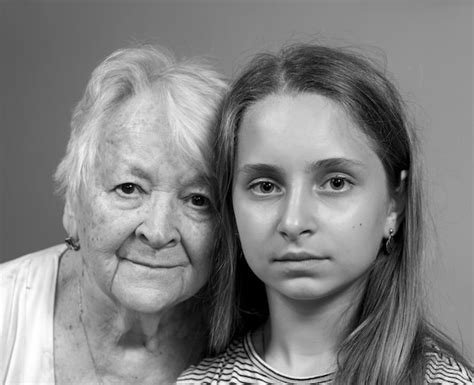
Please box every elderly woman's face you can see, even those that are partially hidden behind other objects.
[72,90,214,313]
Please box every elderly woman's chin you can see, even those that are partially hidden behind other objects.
[109,268,209,314]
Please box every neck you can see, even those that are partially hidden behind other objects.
[80,275,200,352]
[56,249,206,384]
[261,285,363,377]
[78,260,206,364]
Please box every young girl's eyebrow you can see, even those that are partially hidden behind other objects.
[236,163,285,179]
[306,158,364,173]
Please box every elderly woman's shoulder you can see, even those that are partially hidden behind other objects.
[424,339,473,384]
[0,245,66,384]
[0,244,66,279]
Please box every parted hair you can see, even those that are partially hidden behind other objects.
[209,43,469,384]
[55,44,227,206]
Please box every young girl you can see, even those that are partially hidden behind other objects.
[178,44,473,384]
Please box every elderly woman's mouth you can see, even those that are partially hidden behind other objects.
[120,257,186,269]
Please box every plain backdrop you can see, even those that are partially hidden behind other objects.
[1,0,472,360]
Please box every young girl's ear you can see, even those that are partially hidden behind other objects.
[63,196,79,239]
[384,170,408,237]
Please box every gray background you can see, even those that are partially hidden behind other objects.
[1,0,472,360]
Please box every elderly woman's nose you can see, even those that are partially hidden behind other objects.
[135,193,180,249]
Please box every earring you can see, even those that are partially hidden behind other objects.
[385,228,394,255]
[65,236,80,251]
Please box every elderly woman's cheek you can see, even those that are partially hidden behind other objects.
[77,195,130,256]
[183,218,215,280]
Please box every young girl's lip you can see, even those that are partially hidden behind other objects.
[274,252,328,262]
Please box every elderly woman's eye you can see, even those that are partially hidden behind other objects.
[190,194,210,208]
[191,195,210,207]
[115,183,141,196]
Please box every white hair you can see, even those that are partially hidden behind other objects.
[54,44,227,204]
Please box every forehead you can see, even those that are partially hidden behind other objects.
[97,89,182,159]
[92,90,200,178]
[239,92,377,162]
[102,89,170,143]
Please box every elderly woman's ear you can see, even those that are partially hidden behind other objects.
[63,197,79,242]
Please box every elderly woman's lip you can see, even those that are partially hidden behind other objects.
[122,258,185,269]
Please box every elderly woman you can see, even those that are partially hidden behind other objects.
[0,45,227,384]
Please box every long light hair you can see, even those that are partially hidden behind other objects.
[210,43,469,384]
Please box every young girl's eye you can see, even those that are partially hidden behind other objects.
[330,177,345,190]
[249,181,281,195]
[321,176,352,192]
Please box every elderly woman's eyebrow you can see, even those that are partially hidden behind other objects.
[129,166,151,179]
[183,173,211,188]
[128,166,209,186]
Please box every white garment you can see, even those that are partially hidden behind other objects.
[0,245,66,384]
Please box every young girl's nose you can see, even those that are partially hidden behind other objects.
[135,193,181,249]
[276,187,317,241]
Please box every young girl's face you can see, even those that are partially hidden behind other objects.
[232,93,397,304]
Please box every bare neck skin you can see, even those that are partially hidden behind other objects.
[54,250,206,384]
[258,284,364,378]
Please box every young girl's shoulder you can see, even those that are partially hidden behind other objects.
[177,333,334,384]
[424,339,473,384]
[177,336,252,384]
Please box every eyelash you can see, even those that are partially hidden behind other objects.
[114,183,213,214]
[114,183,143,198]
[248,180,282,196]
[247,175,353,196]
[186,194,212,211]
[320,176,353,193]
